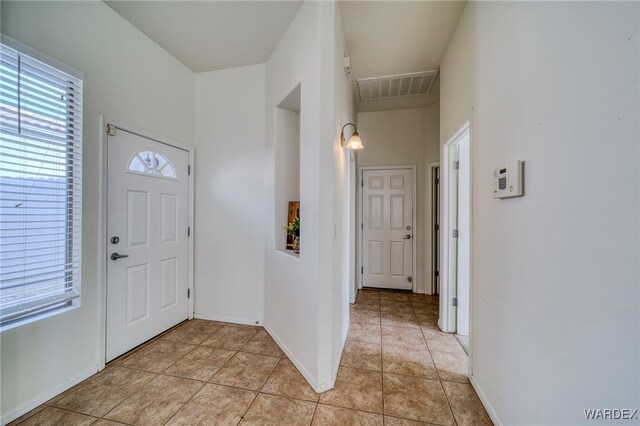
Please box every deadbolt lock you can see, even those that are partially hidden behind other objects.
[407,276,413,283]
[406,225,411,230]
[111,236,120,244]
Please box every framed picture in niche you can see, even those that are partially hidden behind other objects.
[286,201,300,250]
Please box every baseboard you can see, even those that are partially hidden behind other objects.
[2,365,98,426]
[194,312,262,327]
[262,322,326,393]
[470,375,502,426]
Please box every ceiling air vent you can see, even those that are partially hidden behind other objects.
[358,70,439,101]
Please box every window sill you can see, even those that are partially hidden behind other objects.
[0,304,80,333]
[276,249,300,259]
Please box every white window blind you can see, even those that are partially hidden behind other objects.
[0,39,83,326]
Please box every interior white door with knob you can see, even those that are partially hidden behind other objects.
[361,167,415,290]
[106,127,190,361]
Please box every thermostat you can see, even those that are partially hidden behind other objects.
[493,161,523,198]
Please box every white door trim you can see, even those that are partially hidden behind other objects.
[440,115,474,380]
[357,165,418,293]
[98,115,194,369]
[439,118,470,334]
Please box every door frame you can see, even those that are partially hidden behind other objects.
[427,162,440,295]
[357,165,418,292]
[439,118,472,335]
[98,115,194,369]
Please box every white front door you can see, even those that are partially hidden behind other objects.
[362,168,414,290]
[106,128,190,361]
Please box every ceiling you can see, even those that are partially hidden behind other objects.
[338,1,466,112]
[105,1,303,72]
[105,1,465,111]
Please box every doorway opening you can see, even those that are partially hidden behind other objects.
[439,120,471,356]
[431,164,440,295]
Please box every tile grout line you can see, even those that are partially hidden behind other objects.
[16,406,101,425]
[126,323,270,425]
[308,400,320,425]
[102,321,231,424]
[414,300,459,426]
[379,298,385,425]
[238,354,285,424]
[357,290,461,425]
[160,378,207,426]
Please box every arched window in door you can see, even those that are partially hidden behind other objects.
[128,150,177,179]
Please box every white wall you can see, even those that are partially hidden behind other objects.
[264,1,322,389]
[329,4,356,385]
[264,0,354,391]
[193,64,266,325]
[0,1,195,423]
[357,106,440,294]
[439,5,474,142]
[440,2,640,424]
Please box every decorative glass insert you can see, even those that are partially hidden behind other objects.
[128,151,177,179]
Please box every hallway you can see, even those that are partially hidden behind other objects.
[331,288,492,425]
[9,289,491,426]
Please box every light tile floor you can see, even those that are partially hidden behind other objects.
[10,289,492,425]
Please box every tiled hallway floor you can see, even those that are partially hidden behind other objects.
[10,289,491,425]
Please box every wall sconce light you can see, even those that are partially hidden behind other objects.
[341,123,364,150]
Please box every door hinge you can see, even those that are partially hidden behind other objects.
[361,179,364,187]
[452,297,458,307]
[105,123,116,136]
[434,270,439,277]
[435,224,439,231]
[361,266,364,274]
[453,160,459,170]
[435,178,440,184]
[452,229,459,238]
[187,226,191,237]
[188,165,191,175]
[187,288,191,299]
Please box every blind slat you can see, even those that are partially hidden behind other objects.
[0,42,83,326]
[1,290,80,323]
[0,128,82,151]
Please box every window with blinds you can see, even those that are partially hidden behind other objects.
[0,38,83,326]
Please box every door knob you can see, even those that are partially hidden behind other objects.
[110,252,129,261]
[403,235,411,240]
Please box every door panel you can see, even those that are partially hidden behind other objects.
[107,128,189,361]
[161,194,178,243]
[126,264,149,324]
[390,241,405,276]
[362,168,414,290]
[390,195,405,230]
[369,195,383,229]
[127,191,149,247]
[160,257,178,309]
[369,240,384,275]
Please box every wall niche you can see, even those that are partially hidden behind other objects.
[275,84,301,256]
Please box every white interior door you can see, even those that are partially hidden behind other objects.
[106,128,189,361]
[362,168,414,290]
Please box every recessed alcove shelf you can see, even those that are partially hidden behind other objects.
[276,249,300,259]
[274,84,301,253]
